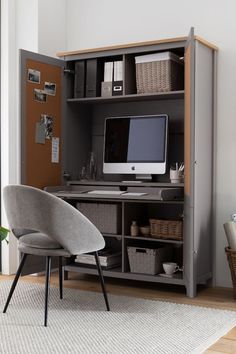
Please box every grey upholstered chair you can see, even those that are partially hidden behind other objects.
[3,184,110,326]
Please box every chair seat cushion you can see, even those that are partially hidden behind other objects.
[18,244,71,257]
[19,233,62,249]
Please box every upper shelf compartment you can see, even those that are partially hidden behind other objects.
[65,44,185,102]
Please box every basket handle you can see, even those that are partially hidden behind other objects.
[135,248,146,253]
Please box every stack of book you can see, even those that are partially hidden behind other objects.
[75,248,122,269]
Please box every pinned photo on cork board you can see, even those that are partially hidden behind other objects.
[27,69,41,84]
[44,81,56,96]
[34,89,47,103]
[40,114,53,139]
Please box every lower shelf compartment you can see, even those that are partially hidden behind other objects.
[64,264,185,285]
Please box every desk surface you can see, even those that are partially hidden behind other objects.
[50,189,184,203]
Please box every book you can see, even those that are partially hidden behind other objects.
[75,250,121,267]
[112,61,123,96]
[104,62,113,82]
[74,61,85,98]
[101,61,113,97]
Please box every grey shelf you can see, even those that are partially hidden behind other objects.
[103,233,122,239]
[65,263,184,285]
[67,91,184,104]
[66,264,122,275]
[68,180,184,188]
[124,235,183,244]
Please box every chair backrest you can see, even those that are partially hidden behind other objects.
[3,185,105,255]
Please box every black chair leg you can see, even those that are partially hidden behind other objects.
[94,252,110,311]
[44,256,51,327]
[58,256,63,299]
[3,253,28,313]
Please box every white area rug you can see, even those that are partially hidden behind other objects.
[0,280,235,354]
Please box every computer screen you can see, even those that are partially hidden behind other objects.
[103,114,168,175]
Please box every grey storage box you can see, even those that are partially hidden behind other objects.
[77,202,121,234]
[127,245,172,275]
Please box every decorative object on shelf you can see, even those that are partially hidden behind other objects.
[80,166,87,181]
[149,219,183,240]
[225,247,236,299]
[139,225,150,236]
[130,221,139,236]
[162,262,179,276]
[0,226,10,244]
[135,51,184,94]
[62,170,71,181]
[224,221,236,250]
[88,151,97,180]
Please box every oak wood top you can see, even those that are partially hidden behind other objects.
[57,35,218,58]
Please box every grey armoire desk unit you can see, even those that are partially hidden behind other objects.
[20,28,217,297]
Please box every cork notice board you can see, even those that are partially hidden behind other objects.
[25,59,62,189]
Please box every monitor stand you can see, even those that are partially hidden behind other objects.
[122,174,152,183]
[135,174,152,181]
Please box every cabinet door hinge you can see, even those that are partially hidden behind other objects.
[63,68,74,75]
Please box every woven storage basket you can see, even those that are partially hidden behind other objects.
[135,51,184,94]
[127,246,173,275]
[77,202,121,234]
[225,247,236,299]
[149,219,183,241]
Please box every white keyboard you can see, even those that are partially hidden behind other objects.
[123,192,147,196]
[87,190,125,195]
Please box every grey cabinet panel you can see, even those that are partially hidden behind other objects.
[183,202,196,297]
[194,41,214,279]
[183,28,196,294]
[184,28,195,207]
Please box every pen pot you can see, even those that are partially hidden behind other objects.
[170,169,183,183]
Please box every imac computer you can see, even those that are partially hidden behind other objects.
[103,114,168,178]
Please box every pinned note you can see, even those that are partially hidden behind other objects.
[51,137,59,163]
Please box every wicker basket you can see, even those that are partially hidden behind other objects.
[127,246,173,275]
[135,52,184,94]
[225,247,236,299]
[77,202,121,234]
[149,219,183,241]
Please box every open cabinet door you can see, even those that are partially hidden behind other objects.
[183,28,196,297]
[21,50,65,189]
[20,50,65,275]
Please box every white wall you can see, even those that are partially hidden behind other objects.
[1,0,66,274]
[0,0,37,274]
[38,0,66,57]
[65,0,236,287]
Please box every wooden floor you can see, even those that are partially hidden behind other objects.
[1,272,236,353]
